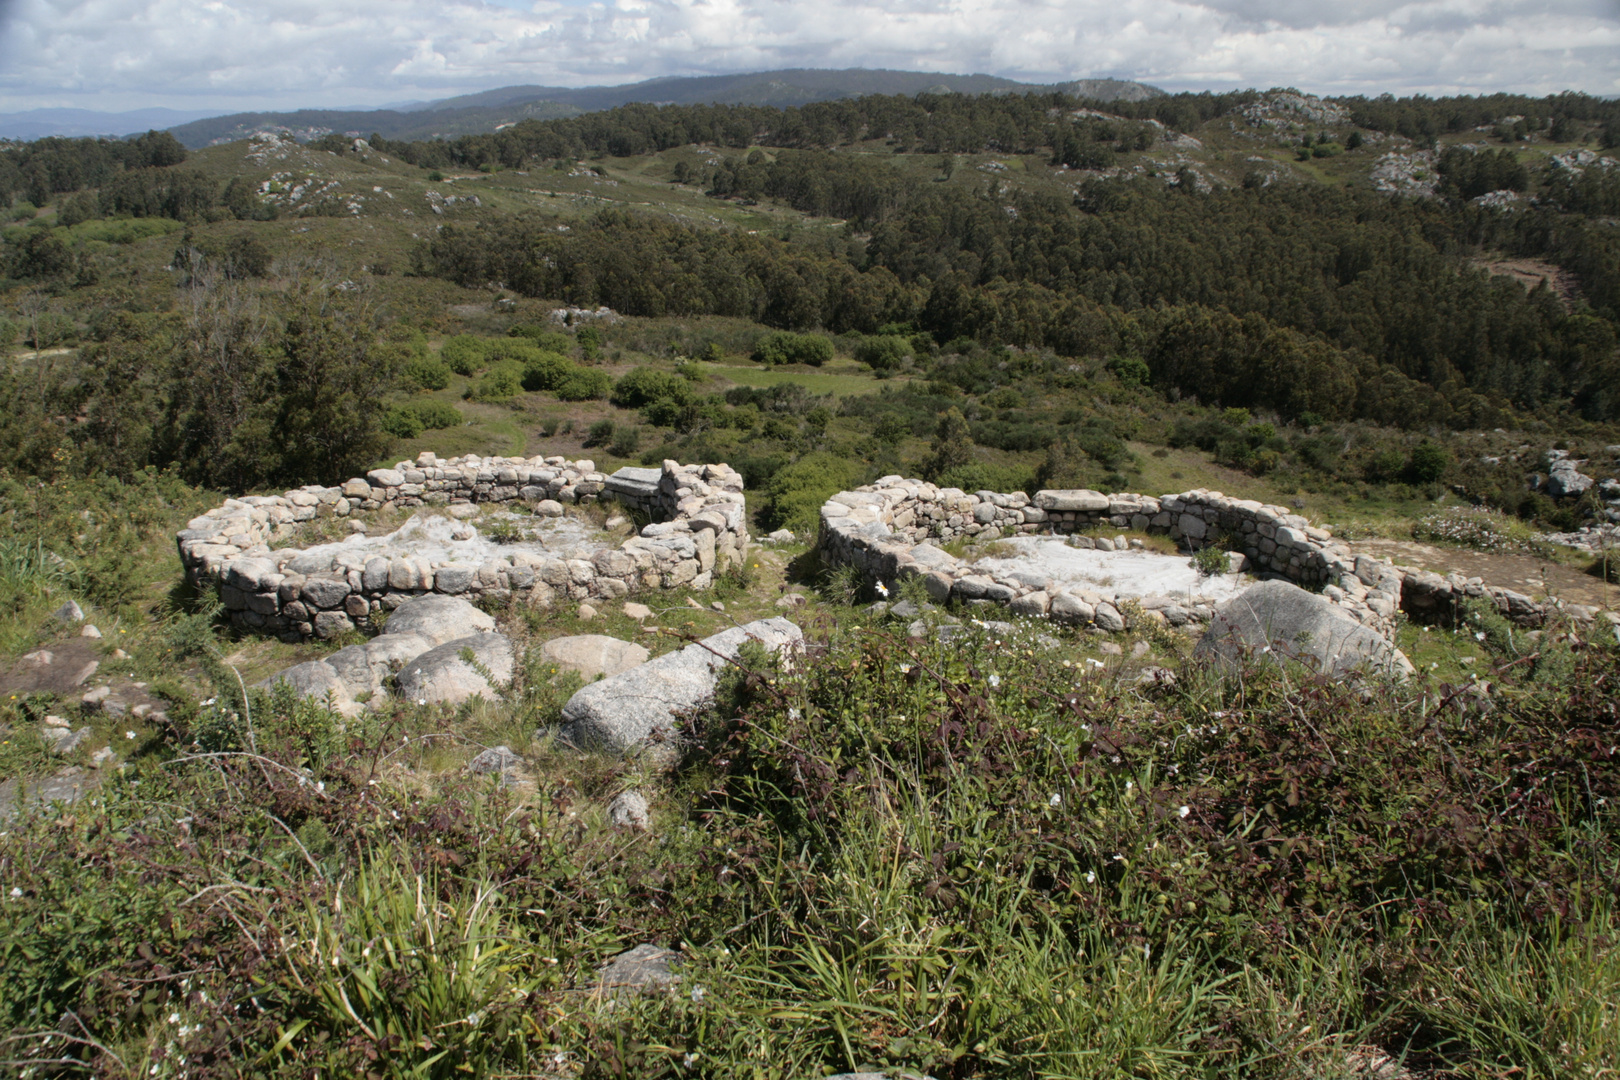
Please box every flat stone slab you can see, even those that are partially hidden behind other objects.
[972,537,1248,605]
[539,635,650,681]
[557,617,803,752]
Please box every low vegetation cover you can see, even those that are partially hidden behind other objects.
[0,565,1615,1076]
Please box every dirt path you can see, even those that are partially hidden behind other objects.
[1354,539,1617,610]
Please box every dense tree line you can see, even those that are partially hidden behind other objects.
[0,283,400,489]
[423,157,1620,423]
[0,131,187,206]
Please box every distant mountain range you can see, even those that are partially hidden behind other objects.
[0,106,227,141]
[1,70,1163,146]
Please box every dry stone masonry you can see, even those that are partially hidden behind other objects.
[819,478,1612,641]
[179,455,748,640]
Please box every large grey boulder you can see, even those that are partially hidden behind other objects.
[540,635,650,681]
[255,660,357,713]
[558,618,802,752]
[396,633,514,705]
[384,594,496,646]
[1196,580,1412,679]
[322,632,435,697]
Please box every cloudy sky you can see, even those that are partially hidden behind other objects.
[0,0,1615,114]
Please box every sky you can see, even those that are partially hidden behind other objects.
[0,0,1616,114]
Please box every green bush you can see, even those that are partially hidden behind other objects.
[611,367,695,408]
[0,316,18,347]
[1406,440,1451,483]
[381,407,424,439]
[440,334,490,376]
[759,450,866,532]
[852,334,910,371]
[507,325,574,353]
[383,400,463,439]
[470,361,524,402]
[584,418,616,448]
[408,399,462,429]
[752,331,834,367]
[519,351,576,392]
[554,368,611,401]
[404,354,452,390]
[934,461,1036,495]
[608,425,642,458]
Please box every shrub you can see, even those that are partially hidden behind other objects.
[507,325,574,353]
[470,361,524,402]
[440,334,490,375]
[554,368,611,401]
[611,367,695,408]
[852,334,910,371]
[1107,354,1151,387]
[381,407,424,439]
[1190,543,1230,577]
[752,331,834,367]
[404,354,452,390]
[408,399,462,429]
[1413,505,1534,552]
[759,450,866,532]
[1406,440,1451,483]
[608,425,642,458]
[520,350,577,392]
[934,461,1036,495]
[584,419,616,448]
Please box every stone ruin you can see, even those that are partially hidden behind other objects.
[819,478,1614,638]
[177,455,749,640]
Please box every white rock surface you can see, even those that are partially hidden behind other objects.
[972,537,1248,604]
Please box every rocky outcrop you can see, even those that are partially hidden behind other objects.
[557,618,803,753]
[179,456,749,640]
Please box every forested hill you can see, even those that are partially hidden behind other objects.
[162,70,1164,148]
[4,86,1620,502]
[384,88,1620,426]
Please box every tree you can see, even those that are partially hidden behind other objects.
[268,294,401,484]
[925,407,974,480]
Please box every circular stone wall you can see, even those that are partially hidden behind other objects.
[178,455,749,640]
[818,477,1610,637]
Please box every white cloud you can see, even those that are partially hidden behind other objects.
[0,0,1614,112]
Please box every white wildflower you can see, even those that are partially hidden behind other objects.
[1178,805,1191,818]
[8,886,21,898]
[1048,793,1062,807]
[691,985,706,1003]
[1124,780,1133,792]
[875,581,889,598]
[1085,871,1096,884]
[788,707,801,720]
[1476,631,1487,641]
[126,730,137,740]
[988,674,1001,688]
